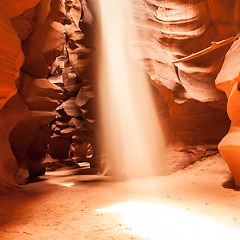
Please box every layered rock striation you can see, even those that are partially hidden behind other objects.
[130,0,240,145]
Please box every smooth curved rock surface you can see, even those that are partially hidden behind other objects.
[130,0,239,145]
[131,0,237,100]
[0,0,41,188]
[0,0,40,109]
[0,93,29,188]
[215,39,240,187]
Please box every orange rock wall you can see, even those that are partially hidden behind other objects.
[215,38,240,187]
[0,0,239,187]
[0,0,41,109]
[129,0,240,145]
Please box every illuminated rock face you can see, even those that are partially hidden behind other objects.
[130,0,240,145]
[215,39,240,187]
[127,0,240,170]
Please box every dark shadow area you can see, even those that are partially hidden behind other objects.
[27,176,48,184]
[222,176,240,191]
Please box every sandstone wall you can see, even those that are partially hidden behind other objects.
[130,0,239,145]
[0,0,239,187]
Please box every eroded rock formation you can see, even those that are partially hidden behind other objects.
[0,0,40,188]
[215,38,240,187]
[131,0,237,143]
[0,0,97,187]
[0,0,40,109]
[0,0,240,187]
[129,0,240,169]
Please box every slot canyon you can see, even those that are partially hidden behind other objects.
[1,0,240,239]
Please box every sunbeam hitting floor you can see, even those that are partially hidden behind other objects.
[98,201,240,240]
[1,154,240,240]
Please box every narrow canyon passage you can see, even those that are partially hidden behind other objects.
[1,0,240,239]
[1,154,240,240]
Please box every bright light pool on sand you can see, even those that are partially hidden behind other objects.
[98,201,240,240]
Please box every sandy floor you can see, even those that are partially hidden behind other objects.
[1,154,240,240]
